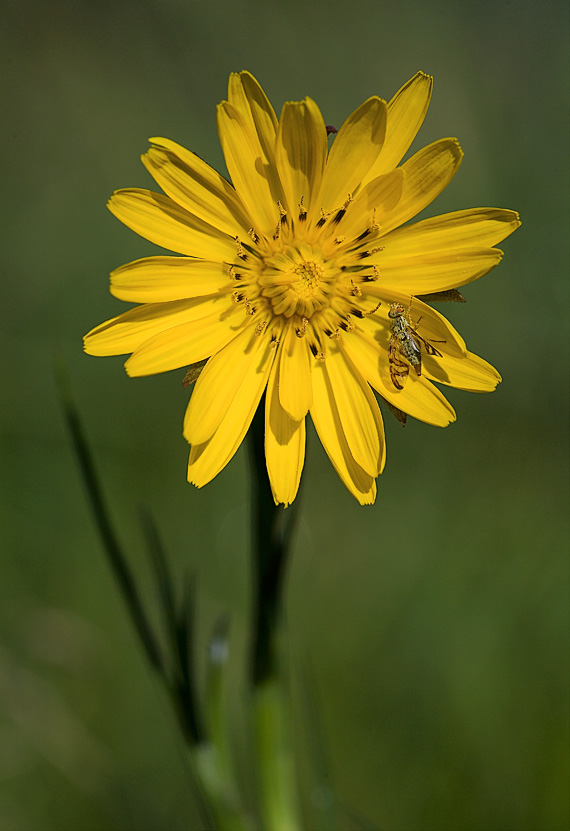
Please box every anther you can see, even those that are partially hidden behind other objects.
[334,236,345,245]
[248,228,260,244]
[350,280,362,297]
[316,208,334,228]
[234,237,248,261]
[273,201,288,240]
[332,195,353,224]
[244,299,256,316]
[231,290,244,304]
[298,197,307,223]
[295,317,309,338]
[363,300,382,316]
[255,320,267,336]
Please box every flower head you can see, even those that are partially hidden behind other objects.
[84,71,520,505]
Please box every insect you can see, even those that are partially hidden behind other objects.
[388,302,443,390]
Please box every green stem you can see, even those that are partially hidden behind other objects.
[249,405,299,685]
[248,403,302,831]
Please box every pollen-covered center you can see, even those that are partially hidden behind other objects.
[257,247,338,320]
[291,260,323,300]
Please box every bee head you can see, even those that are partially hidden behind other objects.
[388,302,406,319]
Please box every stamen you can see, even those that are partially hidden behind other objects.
[248,228,260,244]
[273,201,288,240]
[255,320,267,335]
[244,299,256,316]
[356,213,380,242]
[350,280,362,297]
[328,328,341,340]
[370,208,379,232]
[231,290,244,304]
[357,246,384,260]
[295,317,309,338]
[363,300,382,316]
[298,197,307,222]
[234,237,248,261]
[332,195,353,224]
[227,265,242,281]
[334,236,345,245]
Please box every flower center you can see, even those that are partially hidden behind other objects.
[291,260,323,300]
[229,201,385,350]
[257,247,337,320]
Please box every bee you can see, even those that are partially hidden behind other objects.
[388,302,443,390]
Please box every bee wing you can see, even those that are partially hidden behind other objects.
[388,334,409,390]
[413,332,443,358]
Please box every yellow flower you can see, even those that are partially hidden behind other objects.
[84,71,520,506]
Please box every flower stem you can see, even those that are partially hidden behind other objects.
[248,403,302,830]
[249,405,299,685]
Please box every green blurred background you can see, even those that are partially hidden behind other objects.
[1,1,568,828]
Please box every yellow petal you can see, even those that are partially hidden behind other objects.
[277,326,313,421]
[110,257,233,303]
[275,98,328,222]
[374,248,504,295]
[323,345,385,477]
[84,296,227,356]
[217,101,282,235]
[377,208,522,257]
[424,350,501,392]
[374,139,463,237]
[265,359,305,507]
[187,337,275,487]
[184,325,272,445]
[334,168,404,241]
[341,329,456,427]
[108,189,238,260]
[228,71,279,164]
[364,71,433,182]
[125,303,247,376]
[142,138,251,237]
[317,97,387,214]
[310,359,376,504]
